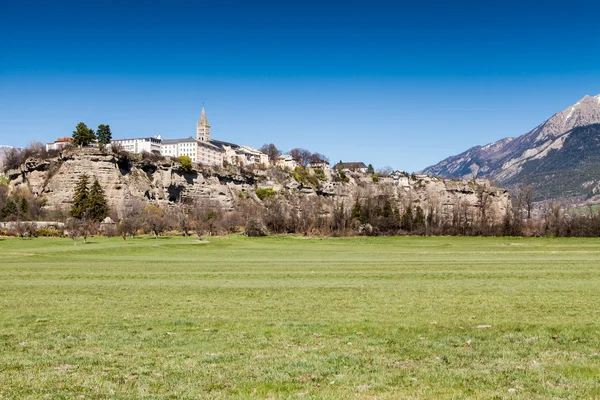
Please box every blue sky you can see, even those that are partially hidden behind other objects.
[2,0,600,171]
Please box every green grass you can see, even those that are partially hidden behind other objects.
[1,235,600,399]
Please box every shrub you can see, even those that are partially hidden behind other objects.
[141,151,164,163]
[256,188,276,201]
[178,156,193,172]
[291,166,319,187]
[313,168,327,181]
[35,227,63,237]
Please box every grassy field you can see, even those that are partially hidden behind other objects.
[1,235,600,399]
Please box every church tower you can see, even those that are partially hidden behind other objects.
[196,106,211,141]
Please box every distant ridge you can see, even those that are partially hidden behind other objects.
[423,95,600,200]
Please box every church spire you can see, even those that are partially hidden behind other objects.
[200,106,209,126]
[196,105,211,141]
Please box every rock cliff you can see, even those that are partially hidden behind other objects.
[6,148,510,226]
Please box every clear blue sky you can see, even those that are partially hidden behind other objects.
[2,0,600,171]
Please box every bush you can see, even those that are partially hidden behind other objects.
[178,156,193,172]
[141,151,164,163]
[291,166,319,187]
[313,168,327,181]
[256,188,276,201]
[245,218,268,237]
[35,227,63,237]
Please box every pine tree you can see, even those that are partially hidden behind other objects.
[0,198,18,220]
[87,178,108,222]
[19,197,28,218]
[96,124,112,148]
[351,199,362,220]
[72,122,96,147]
[70,174,90,219]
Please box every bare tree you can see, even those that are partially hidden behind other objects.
[192,199,223,238]
[121,198,145,238]
[523,185,534,219]
[289,148,312,167]
[67,219,83,246]
[143,204,169,238]
[259,143,281,163]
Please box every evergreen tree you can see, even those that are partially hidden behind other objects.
[414,206,426,229]
[382,199,394,218]
[0,198,18,220]
[70,174,90,219]
[19,197,28,218]
[72,122,96,147]
[87,178,108,222]
[367,164,375,174]
[96,124,112,148]
[400,206,414,231]
[351,199,362,220]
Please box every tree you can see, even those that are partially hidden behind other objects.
[522,185,534,220]
[19,197,28,219]
[0,198,18,221]
[72,122,96,147]
[87,179,108,222]
[351,199,362,220]
[143,204,168,237]
[192,200,222,238]
[289,148,312,167]
[67,218,84,246]
[367,164,375,175]
[121,198,145,238]
[309,152,329,164]
[96,124,112,149]
[178,156,193,172]
[117,218,130,242]
[70,174,90,219]
[260,143,281,163]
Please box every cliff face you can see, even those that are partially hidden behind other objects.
[6,148,510,225]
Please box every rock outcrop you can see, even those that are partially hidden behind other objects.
[6,148,510,226]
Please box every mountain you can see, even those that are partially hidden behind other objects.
[423,95,600,200]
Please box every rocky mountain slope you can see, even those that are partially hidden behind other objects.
[423,95,600,200]
[4,147,510,226]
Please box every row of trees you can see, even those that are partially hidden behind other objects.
[259,143,329,166]
[72,123,112,148]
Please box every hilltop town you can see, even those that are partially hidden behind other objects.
[0,108,512,237]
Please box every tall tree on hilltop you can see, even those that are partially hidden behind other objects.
[96,124,112,149]
[72,122,96,147]
[87,178,108,222]
[70,174,90,219]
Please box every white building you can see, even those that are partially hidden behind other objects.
[46,137,73,152]
[161,137,223,166]
[110,107,265,168]
[308,160,330,170]
[111,136,162,154]
[276,154,298,170]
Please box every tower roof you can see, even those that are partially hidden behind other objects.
[199,106,210,126]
